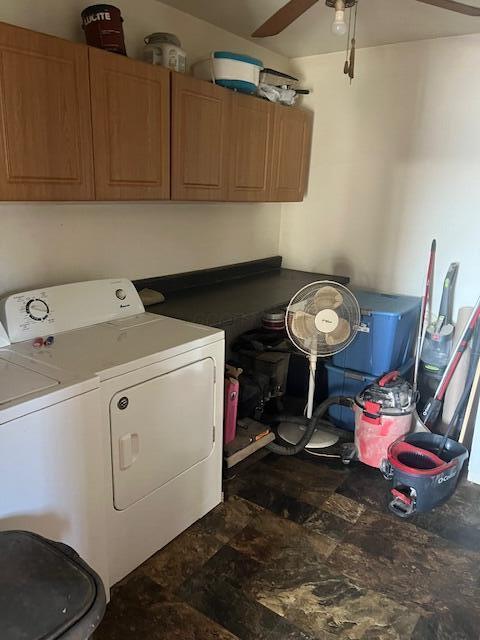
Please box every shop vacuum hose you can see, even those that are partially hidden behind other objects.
[267,396,353,456]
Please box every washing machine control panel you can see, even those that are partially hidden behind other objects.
[26,298,50,321]
[0,279,144,343]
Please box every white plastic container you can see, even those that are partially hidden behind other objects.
[144,33,186,73]
[193,51,263,94]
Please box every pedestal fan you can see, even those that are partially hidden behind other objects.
[276,281,360,450]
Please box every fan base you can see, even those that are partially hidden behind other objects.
[277,422,339,449]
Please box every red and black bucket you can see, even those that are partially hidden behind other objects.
[81,5,126,55]
[383,432,468,518]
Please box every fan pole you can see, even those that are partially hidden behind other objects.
[307,354,317,419]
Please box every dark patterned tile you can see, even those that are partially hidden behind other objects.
[191,544,263,591]
[303,508,354,542]
[327,509,480,617]
[302,493,366,543]
[133,520,222,591]
[236,479,319,524]
[98,457,480,640]
[136,495,261,590]
[110,573,170,606]
[254,578,419,640]
[411,606,479,640]
[234,461,333,509]
[197,540,418,638]
[93,575,239,640]
[229,507,337,565]
[271,617,324,639]
[179,572,320,640]
[407,481,480,552]
[410,509,480,552]
[335,463,390,513]
[453,481,480,524]
[336,463,480,553]
[195,494,263,543]
[262,454,348,492]
[321,493,365,523]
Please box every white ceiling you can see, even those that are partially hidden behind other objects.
[159,0,480,59]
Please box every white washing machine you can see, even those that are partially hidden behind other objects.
[0,279,224,586]
[0,326,109,589]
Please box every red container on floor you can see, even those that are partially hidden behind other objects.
[224,377,239,445]
[353,371,416,469]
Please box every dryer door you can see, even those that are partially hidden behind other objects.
[110,357,215,510]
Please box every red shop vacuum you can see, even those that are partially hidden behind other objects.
[352,371,417,469]
[382,432,468,518]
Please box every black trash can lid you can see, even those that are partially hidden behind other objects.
[0,531,99,640]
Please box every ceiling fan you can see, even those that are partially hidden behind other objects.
[252,0,480,38]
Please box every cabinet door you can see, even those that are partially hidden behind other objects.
[270,105,313,202]
[228,93,274,202]
[0,22,94,200]
[171,74,229,201]
[89,48,170,200]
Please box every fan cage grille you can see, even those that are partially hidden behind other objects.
[286,281,360,357]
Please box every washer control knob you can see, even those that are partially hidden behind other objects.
[26,298,49,321]
[115,288,126,300]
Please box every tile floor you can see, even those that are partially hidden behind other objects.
[94,454,480,639]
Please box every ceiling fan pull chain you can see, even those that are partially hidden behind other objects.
[344,2,352,74]
[348,0,358,82]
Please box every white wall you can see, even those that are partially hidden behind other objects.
[0,0,288,69]
[0,0,288,294]
[469,397,480,483]
[280,34,480,315]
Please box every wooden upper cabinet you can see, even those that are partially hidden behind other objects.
[89,48,170,200]
[171,73,229,201]
[270,104,313,202]
[228,93,274,202]
[0,18,313,203]
[0,22,94,200]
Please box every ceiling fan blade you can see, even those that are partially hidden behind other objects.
[416,0,480,16]
[252,0,319,37]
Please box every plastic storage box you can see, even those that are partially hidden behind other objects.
[193,51,263,95]
[326,358,414,431]
[332,290,421,376]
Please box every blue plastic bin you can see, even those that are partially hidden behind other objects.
[332,290,421,376]
[326,358,414,431]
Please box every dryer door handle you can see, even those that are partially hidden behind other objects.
[119,433,140,470]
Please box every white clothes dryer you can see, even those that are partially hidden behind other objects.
[0,279,224,586]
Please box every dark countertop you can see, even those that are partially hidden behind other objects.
[135,257,349,328]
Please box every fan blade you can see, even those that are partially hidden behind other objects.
[290,310,316,340]
[325,318,351,346]
[313,286,344,313]
[416,0,480,16]
[252,0,319,37]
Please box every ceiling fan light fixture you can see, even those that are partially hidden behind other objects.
[331,0,347,35]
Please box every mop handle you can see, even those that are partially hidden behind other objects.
[435,300,480,402]
[413,239,436,390]
[439,327,480,451]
